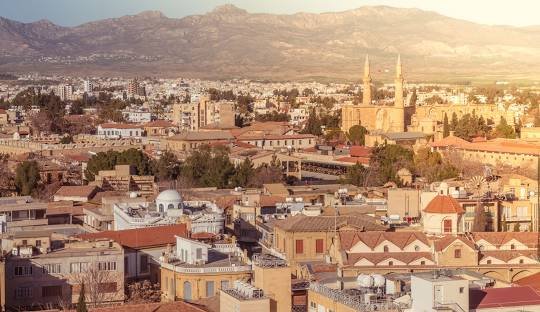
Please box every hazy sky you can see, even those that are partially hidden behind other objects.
[1,0,539,27]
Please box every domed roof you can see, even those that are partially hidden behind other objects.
[156,189,182,203]
[424,195,464,214]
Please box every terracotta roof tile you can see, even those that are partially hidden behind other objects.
[424,195,464,214]
[340,231,430,251]
[54,185,98,198]
[514,272,540,291]
[433,235,476,252]
[79,224,187,249]
[274,214,386,232]
[88,301,207,312]
[472,232,539,249]
[469,286,540,309]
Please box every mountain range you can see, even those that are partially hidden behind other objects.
[1,4,540,82]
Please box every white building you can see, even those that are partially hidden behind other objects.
[122,109,152,123]
[411,272,469,312]
[97,123,144,139]
[83,80,94,93]
[113,189,225,234]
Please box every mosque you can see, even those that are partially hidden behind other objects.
[113,189,225,234]
[341,55,422,146]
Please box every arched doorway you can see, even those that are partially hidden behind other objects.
[375,109,388,131]
[183,281,192,300]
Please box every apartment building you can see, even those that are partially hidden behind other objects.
[171,96,235,131]
[5,232,124,310]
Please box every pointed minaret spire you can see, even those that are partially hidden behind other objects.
[362,54,372,106]
[364,54,371,79]
[396,54,402,79]
[394,54,405,110]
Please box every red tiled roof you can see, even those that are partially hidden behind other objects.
[89,301,207,312]
[54,185,97,198]
[100,123,143,129]
[470,286,540,309]
[339,230,429,251]
[432,135,540,156]
[144,120,174,128]
[79,224,187,249]
[424,195,464,214]
[479,250,537,262]
[191,232,215,240]
[515,272,540,292]
[433,235,476,252]
[472,232,539,249]
[349,146,372,158]
[259,195,285,207]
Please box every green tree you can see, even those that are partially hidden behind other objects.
[493,117,516,139]
[302,109,323,136]
[231,158,255,187]
[15,160,41,195]
[181,145,235,188]
[443,113,450,138]
[414,148,458,183]
[450,112,458,131]
[369,144,414,186]
[346,163,367,186]
[77,283,88,312]
[84,149,152,181]
[153,151,180,181]
[347,125,368,146]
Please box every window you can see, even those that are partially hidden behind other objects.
[70,262,89,273]
[42,285,62,297]
[487,260,492,264]
[98,261,117,271]
[206,281,215,297]
[15,287,32,298]
[295,240,304,254]
[158,204,164,212]
[310,301,317,308]
[414,245,420,251]
[443,219,452,233]
[383,245,389,252]
[140,255,149,273]
[420,261,425,265]
[43,263,61,274]
[511,244,516,250]
[388,261,394,266]
[316,239,324,254]
[459,287,464,294]
[168,204,174,210]
[519,259,524,264]
[221,280,229,290]
[454,249,461,258]
[196,248,202,260]
[36,240,42,247]
[22,240,27,246]
[14,266,32,276]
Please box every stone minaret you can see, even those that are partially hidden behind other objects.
[362,55,372,106]
[394,54,404,108]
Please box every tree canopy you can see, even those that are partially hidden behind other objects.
[15,160,41,196]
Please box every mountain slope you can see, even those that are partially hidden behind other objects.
[1,4,540,81]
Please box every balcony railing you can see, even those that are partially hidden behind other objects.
[161,262,252,274]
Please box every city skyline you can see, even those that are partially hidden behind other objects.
[2,0,540,27]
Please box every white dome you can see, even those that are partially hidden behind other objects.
[156,189,183,213]
[157,189,182,202]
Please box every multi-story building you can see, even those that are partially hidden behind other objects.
[83,80,93,93]
[56,84,74,101]
[220,281,270,312]
[97,123,144,139]
[171,96,235,131]
[5,232,124,310]
[160,236,252,302]
[90,165,155,196]
[0,196,48,231]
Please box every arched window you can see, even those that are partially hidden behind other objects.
[383,245,389,252]
[478,245,484,251]
[178,203,182,209]
[511,244,515,250]
[168,204,174,210]
[159,204,164,213]
[414,245,420,252]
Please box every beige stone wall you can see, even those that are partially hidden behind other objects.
[253,265,291,312]
[436,242,477,267]
[220,290,270,312]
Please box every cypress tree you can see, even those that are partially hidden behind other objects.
[77,283,88,312]
[443,113,450,138]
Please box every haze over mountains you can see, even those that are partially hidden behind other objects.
[1,4,540,82]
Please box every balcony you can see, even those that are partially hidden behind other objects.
[504,215,531,222]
